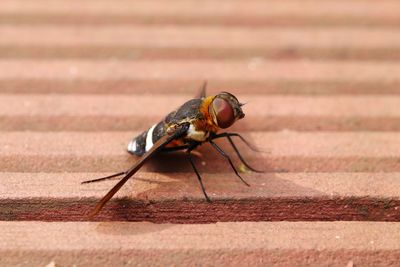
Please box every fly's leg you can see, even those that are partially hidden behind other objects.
[209,140,250,186]
[187,142,211,202]
[82,145,191,184]
[210,132,264,173]
[211,132,262,152]
[225,135,263,173]
[81,172,126,184]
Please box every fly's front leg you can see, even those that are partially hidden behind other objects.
[210,132,262,152]
[209,132,264,173]
[209,139,250,186]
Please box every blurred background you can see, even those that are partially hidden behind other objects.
[1,0,399,132]
[1,0,399,97]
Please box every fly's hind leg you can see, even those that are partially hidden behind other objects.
[186,142,211,202]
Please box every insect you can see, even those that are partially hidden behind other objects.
[83,83,262,217]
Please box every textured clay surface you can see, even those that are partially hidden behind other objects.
[1,0,400,266]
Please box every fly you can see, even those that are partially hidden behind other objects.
[82,82,263,217]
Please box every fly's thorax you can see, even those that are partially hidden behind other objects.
[162,92,245,144]
[168,119,214,142]
[186,123,210,142]
[198,96,221,131]
[166,118,191,135]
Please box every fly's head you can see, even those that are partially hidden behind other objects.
[209,92,245,129]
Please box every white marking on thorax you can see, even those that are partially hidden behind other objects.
[187,124,209,142]
[127,140,137,152]
[145,124,157,152]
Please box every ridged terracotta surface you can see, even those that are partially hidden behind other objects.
[1,0,399,266]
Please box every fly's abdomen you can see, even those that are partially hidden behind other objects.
[127,121,165,156]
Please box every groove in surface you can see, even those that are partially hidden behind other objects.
[3,46,400,61]
[1,79,399,95]
[1,172,399,222]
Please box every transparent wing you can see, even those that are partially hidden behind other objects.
[88,123,189,218]
[196,81,207,98]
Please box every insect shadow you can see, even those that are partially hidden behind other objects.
[93,170,326,224]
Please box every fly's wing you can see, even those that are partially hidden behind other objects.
[196,81,207,99]
[88,123,189,218]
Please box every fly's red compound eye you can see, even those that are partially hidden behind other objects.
[212,97,235,128]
